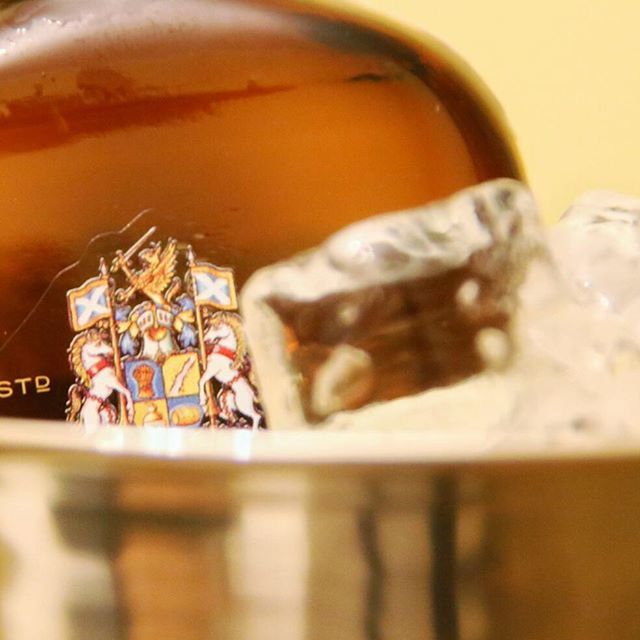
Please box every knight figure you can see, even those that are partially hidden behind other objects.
[112,239,197,362]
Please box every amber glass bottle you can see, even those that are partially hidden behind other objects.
[0,0,522,424]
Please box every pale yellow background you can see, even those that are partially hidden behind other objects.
[335,0,639,222]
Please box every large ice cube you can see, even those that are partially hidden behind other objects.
[240,179,543,430]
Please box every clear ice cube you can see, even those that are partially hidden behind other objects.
[240,179,544,430]
[504,191,640,444]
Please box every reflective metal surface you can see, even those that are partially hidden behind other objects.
[0,422,638,639]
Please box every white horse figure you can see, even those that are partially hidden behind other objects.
[67,328,134,427]
[200,313,263,429]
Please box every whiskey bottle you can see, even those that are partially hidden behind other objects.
[0,0,522,427]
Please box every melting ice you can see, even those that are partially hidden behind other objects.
[241,180,640,445]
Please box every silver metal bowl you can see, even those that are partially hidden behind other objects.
[0,421,637,640]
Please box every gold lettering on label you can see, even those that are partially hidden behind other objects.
[14,378,32,395]
[35,376,51,394]
[0,376,53,399]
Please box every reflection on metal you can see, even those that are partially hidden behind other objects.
[358,506,384,640]
[430,477,459,640]
[0,431,639,639]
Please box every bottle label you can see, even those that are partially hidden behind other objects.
[65,229,265,429]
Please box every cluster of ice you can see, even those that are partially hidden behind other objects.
[241,180,640,443]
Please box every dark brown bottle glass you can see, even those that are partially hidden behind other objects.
[0,0,522,425]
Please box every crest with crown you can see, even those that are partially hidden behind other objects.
[65,227,264,429]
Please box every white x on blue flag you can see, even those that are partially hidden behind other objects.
[191,265,237,310]
[67,277,111,331]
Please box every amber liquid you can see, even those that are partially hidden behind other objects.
[0,0,521,420]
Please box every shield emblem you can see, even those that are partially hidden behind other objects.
[124,352,203,427]
[65,233,264,428]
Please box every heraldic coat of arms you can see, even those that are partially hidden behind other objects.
[65,228,265,429]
